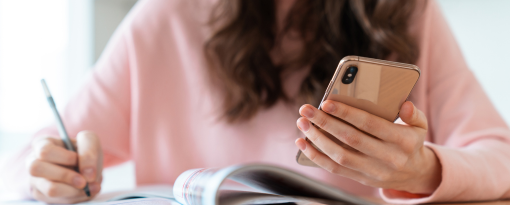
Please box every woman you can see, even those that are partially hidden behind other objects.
[4,0,510,203]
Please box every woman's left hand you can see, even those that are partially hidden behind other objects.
[295,100,441,194]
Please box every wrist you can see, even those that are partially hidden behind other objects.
[412,147,442,194]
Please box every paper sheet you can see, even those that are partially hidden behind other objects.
[84,198,180,205]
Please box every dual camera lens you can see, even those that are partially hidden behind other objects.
[341,66,358,84]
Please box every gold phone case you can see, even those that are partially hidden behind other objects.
[296,56,421,167]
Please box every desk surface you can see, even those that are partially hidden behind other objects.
[435,201,510,205]
[367,197,510,205]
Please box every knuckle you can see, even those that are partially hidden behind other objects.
[338,106,350,119]
[342,131,362,147]
[81,152,98,163]
[29,160,43,177]
[376,172,392,182]
[308,151,318,162]
[65,152,77,165]
[402,146,414,155]
[62,170,75,184]
[333,153,349,166]
[390,157,408,171]
[392,132,404,144]
[31,188,51,203]
[317,116,328,129]
[37,145,53,160]
[329,165,343,175]
[361,116,376,133]
[308,132,320,142]
[399,139,416,154]
[46,183,60,197]
[307,131,324,146]
[323,164,335,174]
[337,156,349,166]
[412,135,423,147]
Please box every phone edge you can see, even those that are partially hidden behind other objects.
[296,56,358,165]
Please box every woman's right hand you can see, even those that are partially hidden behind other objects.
[26,131,103,204]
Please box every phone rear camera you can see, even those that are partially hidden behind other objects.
[341,66,358,84]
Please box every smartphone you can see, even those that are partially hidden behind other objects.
[296,56,421,167]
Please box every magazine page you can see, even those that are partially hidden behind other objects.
[86,185,175,203]
[218,191,350,205]
[82,198,180,205]
[173,169,337,205]
[173,164,376,205]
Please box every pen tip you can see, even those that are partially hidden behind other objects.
[84,185,91,197]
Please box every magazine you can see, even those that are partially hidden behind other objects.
[87,164,376,205]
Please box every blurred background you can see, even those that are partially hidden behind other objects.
[0,0,509,198]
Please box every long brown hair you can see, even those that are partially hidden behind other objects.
[205,0,420,123]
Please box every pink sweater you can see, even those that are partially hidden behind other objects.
[4,0,510,203]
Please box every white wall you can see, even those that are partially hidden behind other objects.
[94,0,138,61]
[437,0,510,124]
[0,0,137,196]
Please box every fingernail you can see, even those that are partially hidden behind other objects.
[83,168,95,181]
[296,139,307,151]
[300,106,315,118]
[73,176,85,187]
[297,118,310,132]
[322,101,336,113]
[89,183,100,194]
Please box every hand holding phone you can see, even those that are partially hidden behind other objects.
[295,56,442,194]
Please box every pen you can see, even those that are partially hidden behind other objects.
[40,79,91,197]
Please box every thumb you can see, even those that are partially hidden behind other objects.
[77,131,102,182]
[399,101,428,130]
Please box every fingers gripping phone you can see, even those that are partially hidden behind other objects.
[296,56,421,167]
